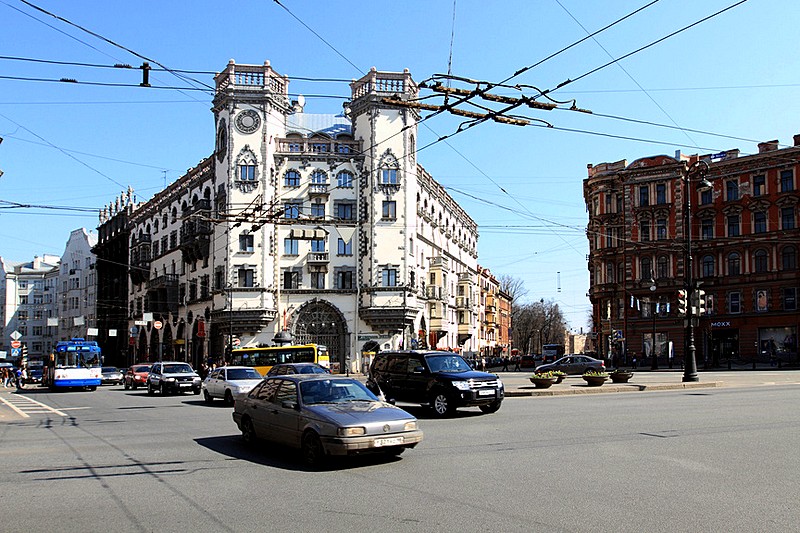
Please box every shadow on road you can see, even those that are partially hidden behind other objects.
[194,435,404,472]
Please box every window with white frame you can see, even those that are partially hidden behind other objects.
[727,252,741,275]
[754,211,767,233]
[310,238,326,253]
[781,207,795,230]
[284,202,302,219]
[337,238,352,256]
[335,202,354,220]
[238,164,256,181]
[310,201,325,219]
[728,291,741,313]
[780,169,794,192]
[381,267,399,287]
[380,168,398,185]
[238,268,255,288]
[726,180,739,201]
[727,214,740,237]
[382,200,396,220]
[337,171,354,188]
[284,169,300,187]
[239,233,254,253]
[335,269,354,289]
[702,255,715,277]
[284,238,299,256]
[754,249,769,273]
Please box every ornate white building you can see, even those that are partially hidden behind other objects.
[56,229,98,343]
[127,60,481,371]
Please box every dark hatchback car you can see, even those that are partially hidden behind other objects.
[535,355,605,375]
[366,351,504,417]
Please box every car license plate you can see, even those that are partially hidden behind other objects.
[373,437,404,447]
[478,389,495,396]
[179,383,191,387]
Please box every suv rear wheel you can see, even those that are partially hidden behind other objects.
[147,382,154,395]
[430,391,456,417]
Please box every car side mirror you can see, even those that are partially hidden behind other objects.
[412,366,425,373]
[282,400,299,410]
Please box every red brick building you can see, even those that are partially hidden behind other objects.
[584,137,799,368]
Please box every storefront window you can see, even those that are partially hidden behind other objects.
[758,326,797,360]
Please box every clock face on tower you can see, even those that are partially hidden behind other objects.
[235,110,261,134]
[216,120,228,162]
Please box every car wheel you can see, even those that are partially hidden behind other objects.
[160,383,168,396]
[224,390,234,406]
[87,386,97,391]
[431,391,456,417]
[203,389,213,404]
[193,387,201,395]
[147,382,154,395]
[479,400,502,414]
[241,417,256,445]
[301,431,326,468]
[124,381,130,390]
[132,383,138,390]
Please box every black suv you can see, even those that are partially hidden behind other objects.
[366,351,504,417]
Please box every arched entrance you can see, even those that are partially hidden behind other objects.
[291,299,348,370]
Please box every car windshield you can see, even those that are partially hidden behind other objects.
[133,366,150,372]
[426,354,471,373]
[300,379,378,404]
[163,364,193,374]
[102,367,118,373]
[226,368,262,380]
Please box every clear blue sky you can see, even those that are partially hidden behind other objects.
[0,0,796,330]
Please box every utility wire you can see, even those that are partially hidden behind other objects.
[554,0,699,149]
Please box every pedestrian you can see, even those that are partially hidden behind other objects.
[631,353,638,369]
[1,368,7,388]
[480,357,486,371]
[501,356,509,372]
[15,366,24,390]
[513,355,521,372]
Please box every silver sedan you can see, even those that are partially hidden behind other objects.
[535,355,606,375]
[232,375,423,467]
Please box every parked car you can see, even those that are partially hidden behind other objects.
[124,364,151,390]
[366,350,504,417]
[232,374,423,467]
[202,366,263,405]
[519,355,537,368]
[266,362,331,377]
[146,362,201,395]
[101,367,124,385]
[535,355,606,375]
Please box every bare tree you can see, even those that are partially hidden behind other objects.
[498,274,527,302]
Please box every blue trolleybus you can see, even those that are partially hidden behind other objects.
[44,338,102,390]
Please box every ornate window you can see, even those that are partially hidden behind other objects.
[754,249,768,273]
[727,214,740,237]
[284,169,300,188]
[780,169,794,192]
[657,256,669,279]
[640,257,652,281]
[727,252,741,275]
[754,211,767,233]
[726,180,739,201]
[702,255,715,278]
[337,171,354,188]
[782,246,797,270]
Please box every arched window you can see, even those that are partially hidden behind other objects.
[284,169,300,187]
[171,207,177,224]
[337,171,353,188]
[754,249,768,273]
[640,257,652,281]
[782,246,797,270]
[727,252,741,275]
[310,170,328,184]
[606,263,614,284]
[657,256,669,279]
[236,148,257,181]
[702,255,715,278]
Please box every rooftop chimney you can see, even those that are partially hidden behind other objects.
[758,140,779,153]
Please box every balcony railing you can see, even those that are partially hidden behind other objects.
[307,252,330,264]
[275,138,361,155]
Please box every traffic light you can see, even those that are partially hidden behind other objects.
[677,289,687,315]
[696,289,706,315]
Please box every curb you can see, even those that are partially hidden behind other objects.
[505,381,721,397]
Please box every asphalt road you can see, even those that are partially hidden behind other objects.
[1,381,799,532]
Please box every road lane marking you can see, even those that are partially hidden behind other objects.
[0,394,68,417]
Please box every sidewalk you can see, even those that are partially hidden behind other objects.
[495,368,800,397]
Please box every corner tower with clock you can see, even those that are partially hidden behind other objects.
[210,60,293,345]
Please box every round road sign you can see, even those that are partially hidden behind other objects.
[232,338,241,346]
[10,340,21,349]
[153,320,163,330]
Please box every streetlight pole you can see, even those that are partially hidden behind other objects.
[683,160,710,382]
[648,279,657,370]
